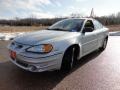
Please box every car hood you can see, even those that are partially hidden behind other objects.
[14,30,73,45]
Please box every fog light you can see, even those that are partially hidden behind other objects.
[30,66,37,71]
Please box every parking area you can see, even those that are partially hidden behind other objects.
[0,36,120,90]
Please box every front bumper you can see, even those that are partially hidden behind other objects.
[10,52,63,72]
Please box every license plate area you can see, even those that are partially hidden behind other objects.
[10,50,16,60]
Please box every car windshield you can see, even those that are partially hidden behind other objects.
[47,19,84,32]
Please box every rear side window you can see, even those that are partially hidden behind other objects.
[93,20,103,30]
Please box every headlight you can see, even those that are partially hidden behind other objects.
[26,44,53,53]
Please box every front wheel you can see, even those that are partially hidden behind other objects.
[61,47,77,72]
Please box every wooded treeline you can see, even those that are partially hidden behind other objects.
[96,12,120,25]
[0,12,120,26]
[0,18,64,26]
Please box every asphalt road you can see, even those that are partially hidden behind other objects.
[0,36,120,90]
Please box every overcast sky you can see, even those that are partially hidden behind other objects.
[0,0,120,19]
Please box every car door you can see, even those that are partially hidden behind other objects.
[93,20,106,48]
[81,20,98,56]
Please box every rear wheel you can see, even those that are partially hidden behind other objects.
[99,38,108,51]
[61,47,77,72]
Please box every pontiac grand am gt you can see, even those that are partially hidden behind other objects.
[8,18,109,72]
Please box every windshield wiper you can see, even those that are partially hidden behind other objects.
[47,28,68,31]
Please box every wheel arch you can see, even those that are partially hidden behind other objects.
[63,44,80,59]
[60,44,81,71]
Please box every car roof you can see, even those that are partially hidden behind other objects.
[65,17,94,21]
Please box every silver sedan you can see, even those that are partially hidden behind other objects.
[8,18,109,72]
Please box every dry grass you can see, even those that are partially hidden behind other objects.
[0,26,48,33]
[107,25,120,32]
[0,25,120,33]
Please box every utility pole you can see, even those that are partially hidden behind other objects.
[90,8,94,18]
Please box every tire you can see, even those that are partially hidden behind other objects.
[99,38,108,51]
[61,47,77,72]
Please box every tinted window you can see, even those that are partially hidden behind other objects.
[93,20,103,30]
[85,20,94,29]
[83,20,94,32]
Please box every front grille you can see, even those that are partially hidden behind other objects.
[16,60,28,67]
[11,42,24,49]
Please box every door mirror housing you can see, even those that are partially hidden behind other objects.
[82,27,94,34]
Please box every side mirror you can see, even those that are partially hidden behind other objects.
[82,27,94,34]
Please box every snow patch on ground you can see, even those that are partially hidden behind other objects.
[0,32,25,40]
[109,31,120,36]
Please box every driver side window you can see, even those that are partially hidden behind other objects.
[84,20,94,32]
